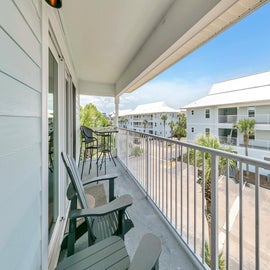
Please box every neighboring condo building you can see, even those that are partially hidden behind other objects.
[118,101,180,138]
[184,71,270,161]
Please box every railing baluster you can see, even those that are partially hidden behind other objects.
[175,143,178,230]
[146,136,150,195]
[159,139,161,209]
[162,140,164,212]
[180,144,183,236]
[211,154,219,270]
[170,143,173,222]
[187,147,190,244]
[202,152,205,265]
[194,149,197,253]
[239,162,243,270]
[126,130,129,166]
[255,166,260,270]
[155,138,158,203]
[166,141,168,218]
[226,158,230,270]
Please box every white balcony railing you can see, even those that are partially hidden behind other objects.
[219,135,270,151]
[218,114,270,124]
[117,128,270,270]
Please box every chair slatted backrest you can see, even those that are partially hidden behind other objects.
[80,126,96,144]
[61,152,92,228]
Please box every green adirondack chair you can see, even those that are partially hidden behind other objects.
[56,233,162,270]
[61,152,134,256]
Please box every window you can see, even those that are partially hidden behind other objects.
[191,110,194,115]
[249,133,255,140]
[248,106,255,117]
[205,109,210,118]
[48,47,59,240]
[205,128,210,136]
[191,127,194,132]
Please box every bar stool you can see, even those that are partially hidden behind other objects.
[98,131,116,174]
[80,126,101,178]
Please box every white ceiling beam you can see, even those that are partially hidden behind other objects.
[79,80,115,97]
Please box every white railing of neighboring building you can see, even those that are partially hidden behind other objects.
[117,128,270,270]
[218,114,270,124]
[219,136,270,151]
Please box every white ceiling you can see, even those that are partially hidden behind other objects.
[59,0,269,97]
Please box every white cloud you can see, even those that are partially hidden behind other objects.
[80,76,212,114]
[80,95,115,114]
[120,77,211,110]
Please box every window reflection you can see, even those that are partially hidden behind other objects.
[48,49,58,239]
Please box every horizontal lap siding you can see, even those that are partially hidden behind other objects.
[0,1,42,270]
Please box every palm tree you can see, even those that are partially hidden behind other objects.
[174,113,187,140]
[189,135,235,266]
[234,118,255,175]
[123,117,128,128]
[142,119,148,132]
[234,118,255,157]
[161,114,168,137]
[168,121,175,137]
[177,112,186,128]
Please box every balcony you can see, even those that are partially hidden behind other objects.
[218,114,270,125]
[219,135,270,151]
[114,128,270,269]
[80,148,197,269]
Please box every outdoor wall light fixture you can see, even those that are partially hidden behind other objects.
[45,0,62,9]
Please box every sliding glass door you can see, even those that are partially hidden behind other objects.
[48,47,59,240]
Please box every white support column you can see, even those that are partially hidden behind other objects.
[114,96,119,157]
[114,96,119,127]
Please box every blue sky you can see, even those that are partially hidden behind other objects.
[80,2,270,114]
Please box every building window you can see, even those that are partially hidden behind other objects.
[205,109,210,118]
[191,127,194,133]
[249,133,255,140]
[205,128,210,136]
[191,110,194,115]
[248,106,255,117]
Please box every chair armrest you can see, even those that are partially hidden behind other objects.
[129,233,162,270]
[69,194,132,219]
[82,173,118,202]
[82,173,118,185]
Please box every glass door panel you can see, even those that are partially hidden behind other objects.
[48,48,59,239]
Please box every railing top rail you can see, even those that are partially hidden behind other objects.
[119,128,270,170]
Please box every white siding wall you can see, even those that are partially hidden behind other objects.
[255,130,270,140]
[0,1,42,269]
[186,107,217,141]
[238,106,248,117]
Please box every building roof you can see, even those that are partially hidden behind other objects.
[118,109,133,117]
[120,101,179,116]
[184,71,270,109]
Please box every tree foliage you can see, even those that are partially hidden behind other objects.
[168,121,175,137]
[173,113,187,140]
[184,135,235,265]
[80,103,109,128]
[142,119,148,132]
[234,118,255,157]
[161,114,168,137]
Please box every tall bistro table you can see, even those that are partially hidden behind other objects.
[93,127,118,174]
